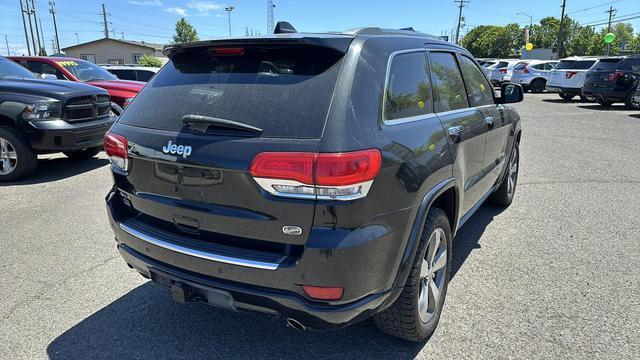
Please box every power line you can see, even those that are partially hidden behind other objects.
[566,0,621,15]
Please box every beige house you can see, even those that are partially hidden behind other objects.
[62,38,166,65]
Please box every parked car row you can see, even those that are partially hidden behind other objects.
[479,55,640,109]
[0,54,161,180]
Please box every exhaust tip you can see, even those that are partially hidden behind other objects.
[286,318,306,331]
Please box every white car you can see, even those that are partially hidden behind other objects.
[546,57,600,101]
[100,64,160,82]
[510,60,558,93]
[489,59,520,86]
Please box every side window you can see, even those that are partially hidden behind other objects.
[459,55,495,107]
[429,52,468,112]
[383,51,433,121]
[26,61,44,74]
[545,63,556,70]
[111,69,136,80]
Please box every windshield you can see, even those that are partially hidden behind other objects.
[0,57,36,79]
[57,59,117,82]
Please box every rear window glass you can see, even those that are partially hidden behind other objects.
[384,51,433,121]
[117,45,346,138]
[514,62,529,70]
[618,58,640,72]
[591,59,622,71]
[556,60,596,70]
[496,62,509,68]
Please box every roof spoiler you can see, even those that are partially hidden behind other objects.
[274,21,297,34]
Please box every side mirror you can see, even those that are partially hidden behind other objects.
[498,83,524,104]
[38,73,58,80]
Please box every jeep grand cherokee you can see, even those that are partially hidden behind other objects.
[105,23,523,341]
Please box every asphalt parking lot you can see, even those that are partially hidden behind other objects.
[1,93,639,359]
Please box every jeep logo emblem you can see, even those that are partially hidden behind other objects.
[162,140,192,159]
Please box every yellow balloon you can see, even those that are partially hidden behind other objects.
[525,43,534,51]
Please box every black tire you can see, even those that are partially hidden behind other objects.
[530,79,546,93]
[579,95,589,102]
[489,141,519,207]
[373,207,452,342]
[63,146,101,160]
[0,126,37,182]
[597,99,614,107]
[559,92,574,101]
[624,89,640,110]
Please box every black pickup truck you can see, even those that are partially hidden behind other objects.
[0,55,116,181]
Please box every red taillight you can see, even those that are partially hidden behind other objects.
[523,68,529,74]
[316,150,381,186]
[565,71,578,79]
[250,149,381,200]
[104,132,128,170]
[608,71,624,81]
[499,68,507,74]
[209,47,245,56]
[303,285,344,301]
[250,152,315,185]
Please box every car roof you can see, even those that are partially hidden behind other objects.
[8,56,84,62]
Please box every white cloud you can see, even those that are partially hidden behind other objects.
[187,1,222,15]
[128,0,163,6]
[164,7,188,16]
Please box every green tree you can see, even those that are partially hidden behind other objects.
[138,54,163,67]
[173,18,199,44]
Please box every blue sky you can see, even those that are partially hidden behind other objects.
[1,0,638,55]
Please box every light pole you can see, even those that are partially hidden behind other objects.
[74,32,79,44]
[225,6,234,36]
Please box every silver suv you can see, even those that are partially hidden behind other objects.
[510,60,558,93]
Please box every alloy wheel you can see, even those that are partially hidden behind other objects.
[0,137,18,175]
[507,147,518,197]
[418,227,447,323]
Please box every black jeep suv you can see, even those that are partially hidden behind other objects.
[0,55,116,181]
[105,24,523,341]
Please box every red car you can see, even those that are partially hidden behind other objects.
[9,56,144,114]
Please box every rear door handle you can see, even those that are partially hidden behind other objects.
[447,126,464,143]
[484,116,495,129]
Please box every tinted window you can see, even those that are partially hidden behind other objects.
[495,62,509,68]
[118,45,345,138]
[618,58,640,72]
[109,69,137,80]
[136,70,155,82]
[545,62,557,70]
[591,59,621,71]
[459,56,494,107]
[557,60,596,70]
[384,51,432,121]
[26,61,65,79]
[429,52,468,112]
[532,64,545,70]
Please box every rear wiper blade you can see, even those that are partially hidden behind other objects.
[182,115,263,134]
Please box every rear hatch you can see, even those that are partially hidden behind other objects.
[548,59,596,88]
[109,38,352,254]
[585,57,640,90]
[584,58,622,89]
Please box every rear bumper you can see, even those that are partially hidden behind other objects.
[23,115,116,152]
[581,86,631,101]
[106,188,412,329]
[546,85,581,94]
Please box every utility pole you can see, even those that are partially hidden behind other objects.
[101,3,110,38]
[19,0,32,56]
[31,0,42,55]
[454,0,468,44]
[605,6,616,56]
[225,6,234,36]
[267,0,275,34]
[50,38,56,54]
[24,0,37,55]
[74,32,79,44]
[557,0,567,59]
[49,1,60,53]
[5,35,10,56]
[38,16,45,52]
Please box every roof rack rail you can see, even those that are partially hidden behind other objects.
[343,27,442,40]
[274,21,297,34]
